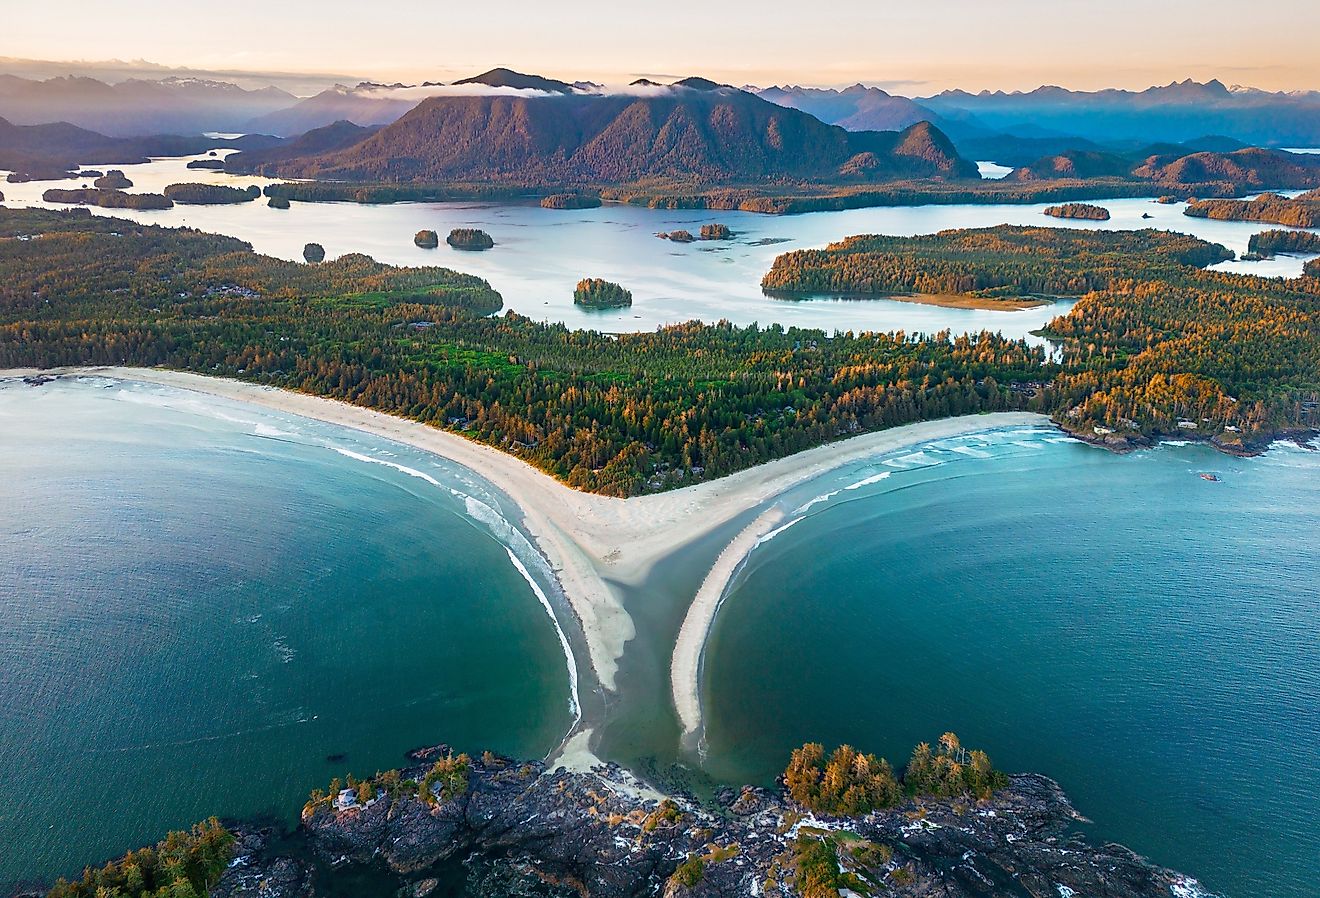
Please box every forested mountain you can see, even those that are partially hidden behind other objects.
[0,74,295,136]
[1008,145,1320,191]
[919,80,1320,147]
[0,116,281,179]
[756,84,937,132]
[222,120,378,172]
[224,80,979,186]
[244,84,417,137]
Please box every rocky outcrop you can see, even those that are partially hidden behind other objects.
[234,749,1214,898]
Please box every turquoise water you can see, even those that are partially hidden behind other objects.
[0,377,574,889]
[701,427,1320,898]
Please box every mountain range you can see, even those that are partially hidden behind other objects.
[0,116,279,178]
[0,75,295,136]
[225,75,978,186]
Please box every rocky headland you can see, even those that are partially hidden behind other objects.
[212,748,1213,898]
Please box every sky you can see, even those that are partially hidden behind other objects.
[4,0,1318,94]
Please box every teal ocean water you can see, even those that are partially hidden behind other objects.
[701,426,1320,898]
[0,377,574,889]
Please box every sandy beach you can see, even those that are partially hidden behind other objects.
[5,366,1049,746]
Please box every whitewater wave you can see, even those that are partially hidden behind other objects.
[330,446,442,486]
[794,488,842,515]
[753,516,803,549]
[844,471,892,491]
[504,548,582,721]
[884,451,935,468]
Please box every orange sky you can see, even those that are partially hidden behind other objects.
[4,0,1318,94]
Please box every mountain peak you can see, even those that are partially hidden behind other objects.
[453,68,575,94]
[672,77,728,92]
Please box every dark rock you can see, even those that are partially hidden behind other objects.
[211,828,312,898]
[286,756,1211,898]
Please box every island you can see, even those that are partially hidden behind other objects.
[541,193,603,210]
[163,183,261,205]
[40,736,1212,898]
[41,187,172,210]
[302,242,325,263]
[760,225,1229,313]
[414,229,440,249]
[574,277,633,308]
[660,230,696,243]
[447,228,495,250]
[1043,202,1111,220]
[700,223,733,240]
[1247,229,1320,256]
[1185,189,1320,228]
[186,159,227,170]
[92,170,132,189]
[267,196,290,209]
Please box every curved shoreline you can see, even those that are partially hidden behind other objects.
[3,367,1050,760]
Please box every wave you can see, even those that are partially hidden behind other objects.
[330,446,442,486]
[753,516,803,549]
[844,471,892,491]
[794,489,842,514]
[503,547,582,722]
[883,451,936,469]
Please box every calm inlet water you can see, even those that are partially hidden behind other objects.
[0,377,574,889]
[701,427,1320,898]
[3,152,1318,337]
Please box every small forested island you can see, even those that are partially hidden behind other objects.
[574,277,633,308]
[1043,202,1111,220]
[92,170,132,189]
[37,735,1211,898]
[700,223,733,240]
[0,209,1315,496]
[267,196,290,209]
[302,242,325,263]
[447,227,495,250]
[163,183,261,205]
[1185,189,1320,228]
[41,187,172,210]
[541,193,603,210]
[414,229,440,249]
[186,159,227,170]
[1247,229,1320,256]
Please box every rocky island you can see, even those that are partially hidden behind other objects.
[574,278,633,308]
[1043,202,1111,220]
[447,228,495,250]
[92,170,133,189]
[45,738,1215,898]
[660,230,696,243]
[414,229,440,249]
[700,223,733,240]
[302,242,325,263]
